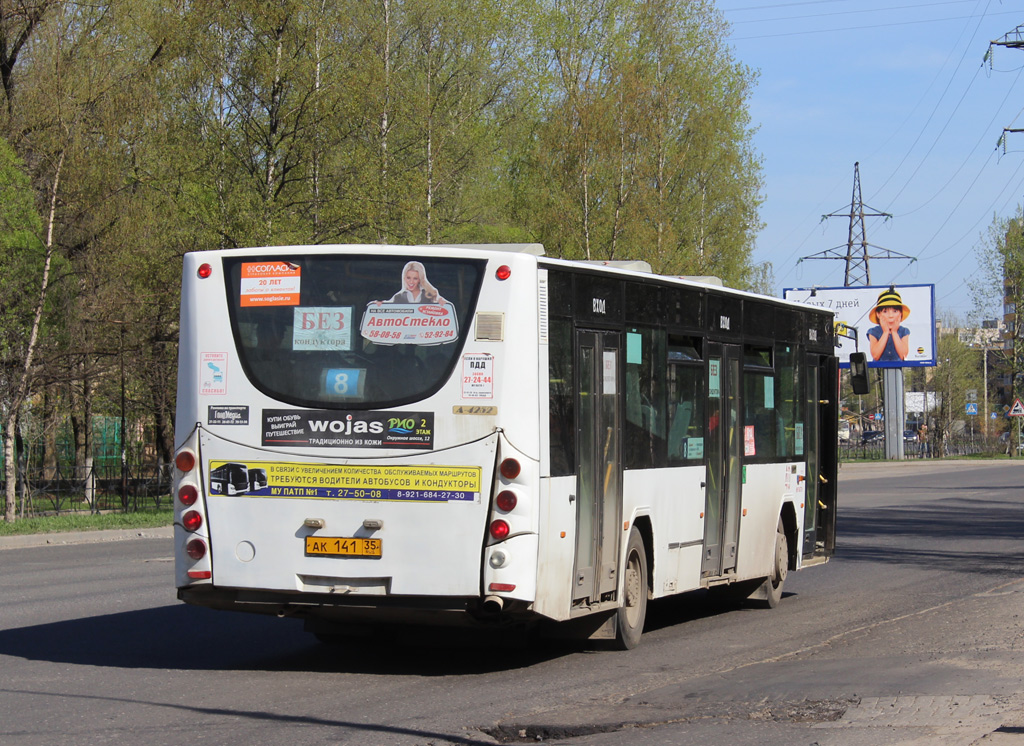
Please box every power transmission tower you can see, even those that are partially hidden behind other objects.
[798,162,913,287]
[798,162,916,460]
[989,24,1024,52]
[991,26,1024,151]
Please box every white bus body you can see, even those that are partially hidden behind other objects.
[173,244,838,648]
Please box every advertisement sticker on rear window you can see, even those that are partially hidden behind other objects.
[240,261,301,307]
[292,306,353,351]
[360,301,459,345]
[360,261,459,345]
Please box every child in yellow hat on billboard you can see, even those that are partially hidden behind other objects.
[867,287,910,362]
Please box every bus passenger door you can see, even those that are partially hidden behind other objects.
[573,330,623,604]
[804,354,839,558]
[703,343,743,578]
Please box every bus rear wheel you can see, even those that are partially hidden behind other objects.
[756,519,788,609]
[613,527,648,650]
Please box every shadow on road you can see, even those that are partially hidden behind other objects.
[0,587,787,674]
[836,494,1024,576]
[0,603,573,674]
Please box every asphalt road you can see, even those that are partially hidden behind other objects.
[1,459,1023,746]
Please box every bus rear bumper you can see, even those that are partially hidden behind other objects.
[177,585,536,630]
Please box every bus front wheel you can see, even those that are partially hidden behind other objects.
[613,527,648,650]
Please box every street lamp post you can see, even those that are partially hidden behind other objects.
[983,344,990,440]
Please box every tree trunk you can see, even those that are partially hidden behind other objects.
[4,150,62,522]
[43,388,57,480]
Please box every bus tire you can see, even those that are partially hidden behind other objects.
[613,527,648,650]
[756,519,788,609]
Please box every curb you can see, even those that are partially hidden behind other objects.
[0,525,174,551]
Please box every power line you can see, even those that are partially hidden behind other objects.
[857,0,988,185]
[891,63,1023,218]
[727,0,978,26]
[868,0,991,204]
[727,9,1018,40]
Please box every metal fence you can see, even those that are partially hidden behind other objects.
[840,434,1007,461]
[1,461,173,516]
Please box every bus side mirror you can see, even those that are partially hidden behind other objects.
[849,352,869,395]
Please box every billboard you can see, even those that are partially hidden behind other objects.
[784,284,936,368]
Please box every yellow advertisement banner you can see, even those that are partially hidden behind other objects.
[208,460,481,502]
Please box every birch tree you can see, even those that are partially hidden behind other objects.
[1,143,56,521]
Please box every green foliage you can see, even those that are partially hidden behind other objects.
[0,137,44,381]
[0,0,768,504]
[510,0,762,282]
[974,211,1024,406]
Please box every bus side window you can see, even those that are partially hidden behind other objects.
[744,372,778,457]
[666,336,704,466]
[775,344,801,457]
[625,328,666,469]
[548,317,575,477]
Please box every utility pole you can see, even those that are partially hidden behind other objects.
[989,30,1024,453]
[991,26,1024,152]
[799,163,916,459]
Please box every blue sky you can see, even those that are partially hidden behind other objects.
[718,0,1023,323]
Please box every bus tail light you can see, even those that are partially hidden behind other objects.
[496,490,517,512]
[186,538,207,560]
[495,265,512,280]
[178,484,198,507]
[182,510,203,532]
[499,458,520,480]
[173,436,210,584]
[175,449,196,473]
[489,519,510,540]
[489,583,516,592]
[197,263,213,279]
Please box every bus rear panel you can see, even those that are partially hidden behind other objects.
[174,247,540,629]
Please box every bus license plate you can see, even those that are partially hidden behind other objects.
[305,537,382,558]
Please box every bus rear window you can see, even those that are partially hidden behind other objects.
[224,254,485,409]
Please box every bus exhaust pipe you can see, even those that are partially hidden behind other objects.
[482,595,504,614]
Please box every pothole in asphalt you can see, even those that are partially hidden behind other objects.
[481,723,623,743]
[482,698,857,742]
[746,698,853,723]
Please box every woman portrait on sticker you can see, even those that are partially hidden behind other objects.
[376,261,445,305]
[867,287,910,362]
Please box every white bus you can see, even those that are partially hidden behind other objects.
[173,244,838,649]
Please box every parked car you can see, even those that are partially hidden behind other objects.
[861,430,884,444]
[903,429,918,444]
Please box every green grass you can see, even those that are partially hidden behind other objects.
[0,509,173,536]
